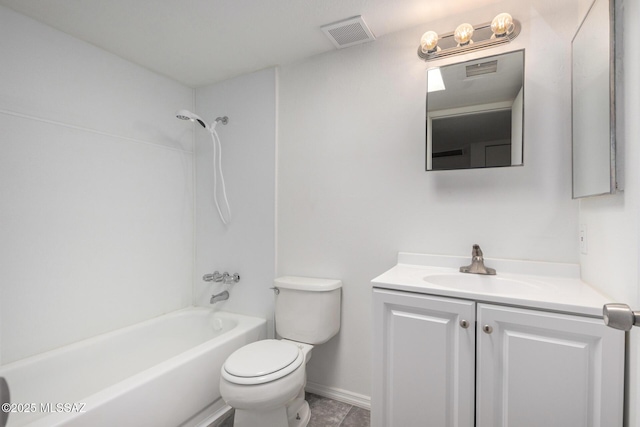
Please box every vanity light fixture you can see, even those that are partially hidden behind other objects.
[418,12,520,61]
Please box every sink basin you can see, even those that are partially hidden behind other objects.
[423,273,543,295]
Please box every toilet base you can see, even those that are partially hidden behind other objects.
[232,394,310,427]
[286,395,310,427]
[233,406,288,427]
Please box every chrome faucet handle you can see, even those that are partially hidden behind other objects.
[222,272,240,284]
[203,271,239,284]
[203,271,224,282]
[471,244,483,260]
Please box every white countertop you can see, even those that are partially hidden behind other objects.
[371,253,614,317]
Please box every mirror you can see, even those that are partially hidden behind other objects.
[572,0,620,198]
[426,50,524,171]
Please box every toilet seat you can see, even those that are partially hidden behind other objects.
[222,339,304,385]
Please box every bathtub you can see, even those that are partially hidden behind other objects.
[0,307,266,427]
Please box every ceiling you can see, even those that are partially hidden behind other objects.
[0,0,588,88]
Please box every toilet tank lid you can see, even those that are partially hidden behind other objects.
[274,276,342,291]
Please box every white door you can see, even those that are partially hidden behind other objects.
[476,303,625,427]
[372,289,475,427]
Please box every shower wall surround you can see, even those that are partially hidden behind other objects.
[193,68,277,331]
[0,5,194,364]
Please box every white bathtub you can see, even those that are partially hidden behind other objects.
[0,307,266,427]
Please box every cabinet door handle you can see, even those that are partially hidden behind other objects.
[460,319,470,329]
[482,324,493,334]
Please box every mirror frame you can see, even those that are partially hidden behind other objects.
[571,0,621,198]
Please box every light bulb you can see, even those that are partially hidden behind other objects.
[491,13,514,37]
[454,23,474,46]
[420,31,439,53]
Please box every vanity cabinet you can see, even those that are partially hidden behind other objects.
[475,303,623,427]
[372,289,476,426]
[372,288,625,427]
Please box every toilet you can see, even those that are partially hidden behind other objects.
[219,276,342,427]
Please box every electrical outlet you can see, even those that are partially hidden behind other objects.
[579,224,588,255]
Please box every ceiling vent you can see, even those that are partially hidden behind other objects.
[466,60,498,78]
[321,16,376,49]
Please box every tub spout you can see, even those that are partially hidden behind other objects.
[210,291,230,304]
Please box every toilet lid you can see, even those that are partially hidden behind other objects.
[222,339,304,385]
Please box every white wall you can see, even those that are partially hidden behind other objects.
[0,6,194,364]
[194,68,277,331]
[278,3,586,399]
[579,1,640,425]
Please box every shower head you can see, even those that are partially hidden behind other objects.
[175,109,208,129]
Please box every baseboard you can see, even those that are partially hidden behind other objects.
[305,381,371,410]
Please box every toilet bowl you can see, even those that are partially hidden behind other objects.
[219,276,342,427]
[220,339,313,427]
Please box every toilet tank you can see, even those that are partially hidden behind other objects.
[274,276,342,345]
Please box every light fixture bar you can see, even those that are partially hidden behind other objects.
[418,19,521,62]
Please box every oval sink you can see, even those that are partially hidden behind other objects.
[423,273,543,295]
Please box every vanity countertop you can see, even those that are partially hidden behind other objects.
[372,253,614,317]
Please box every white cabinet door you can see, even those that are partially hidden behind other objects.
[372,289,476,427]
[476,304,625,427]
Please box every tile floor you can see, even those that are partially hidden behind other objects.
[306,393,370,427]
[214,392,370,427]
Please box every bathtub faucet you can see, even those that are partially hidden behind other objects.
[210,291,230,304]
[203,271,240,284]
[222,272,240,284]
[203,271,224,283]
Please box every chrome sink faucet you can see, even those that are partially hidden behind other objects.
[460,244,496,275]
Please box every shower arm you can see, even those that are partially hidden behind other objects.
[214,116,229,126]
[205,116,228,134]
[175,109,228,130]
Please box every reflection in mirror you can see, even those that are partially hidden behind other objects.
[426,50,524,171]
[572,0,619,198]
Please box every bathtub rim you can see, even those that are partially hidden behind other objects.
[0,306,263,371]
